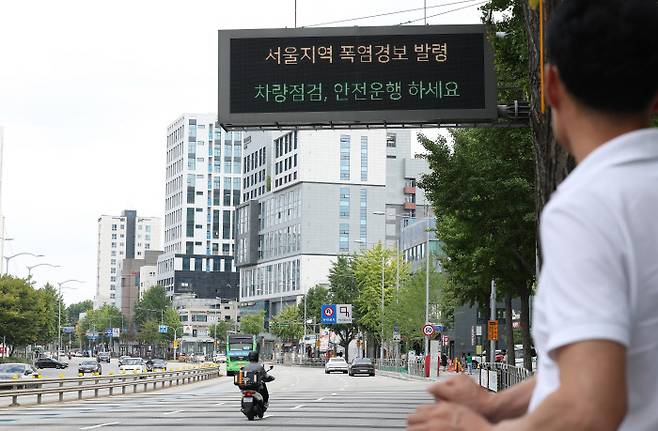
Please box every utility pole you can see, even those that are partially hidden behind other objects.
[490,279,497,363]
[424,221,430,356]
[380,254,385,363]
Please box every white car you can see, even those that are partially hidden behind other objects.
[119,357,146,373]
[324,357,349,374]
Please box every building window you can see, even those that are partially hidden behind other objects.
[339,223,349,252]
[340,135,350,180]
[111,224,117,231]
[339,187,350,218]
[386,132,397,148]
[360,137,368,181]
[186,208,195,237]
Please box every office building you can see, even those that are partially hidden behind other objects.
[95,210,161,308]
[157,113,241,300]
[235,129,432,325]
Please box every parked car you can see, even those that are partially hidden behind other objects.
[78,360,102,375]
[34,357,68,369]
[119,357,146,373]
[0,363,39,380]
[349,357,375,377]
[97,352,111,363]
[324,357,349,374]
[146,358,167,372]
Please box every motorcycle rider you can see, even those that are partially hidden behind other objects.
[241,351,274,406]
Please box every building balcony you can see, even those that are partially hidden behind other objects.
[403,186,417,194]
[403,202,417,210]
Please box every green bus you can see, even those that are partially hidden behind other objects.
[226,334,257,376]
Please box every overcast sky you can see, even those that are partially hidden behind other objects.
[0,0,482,305]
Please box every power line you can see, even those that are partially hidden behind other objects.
[303,0,485,28]
[398,0,488,25]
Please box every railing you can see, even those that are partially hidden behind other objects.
[0,365,221,407]
[375,358,426,377]
[478,362,533,393]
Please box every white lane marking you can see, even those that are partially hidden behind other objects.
[331,393,337,396]
[315,397,325,401]
[163,409,184,415]
[262,415,271,419]
[291,404,305,410]
[214,402,226,406]
[79,422,120,430]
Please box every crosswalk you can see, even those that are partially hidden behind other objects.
[0,387,432,430]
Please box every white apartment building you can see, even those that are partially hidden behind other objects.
[235,129,432,322]
[95,210,161,308]
[157,113,241,300]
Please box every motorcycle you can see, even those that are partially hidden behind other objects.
[234,365,275,421]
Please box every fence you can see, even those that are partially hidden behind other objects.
[0,365,221,407]
[478,362,533,392]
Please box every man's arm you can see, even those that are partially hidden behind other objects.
[427,373,535,422]
[494,340,627,431]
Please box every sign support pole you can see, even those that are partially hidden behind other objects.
[490,279,496,363]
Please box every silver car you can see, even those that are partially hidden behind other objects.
[324,357,349,374]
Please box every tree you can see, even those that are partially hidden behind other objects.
[34,283,62,346]
[386,268,445,353]
[208,320,232,351]
[0,276,45,355]
[78,304,125,349]
[240,311,264,336]
[134,285,170,328]
[66,300,93,325]
[270,305,303,342]
[298,284,329,325]
[327,256,360,361]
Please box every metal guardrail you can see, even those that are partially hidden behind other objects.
[478,362,533,393]
[0,365,221,406]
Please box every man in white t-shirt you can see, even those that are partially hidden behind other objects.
[407,0,658,430]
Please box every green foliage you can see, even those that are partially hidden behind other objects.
[0,276,46,355]
[270,305,303,342]
[418,127,536,308]
[208,320,233,343]
[298,284,329,324]
[77,304,125,345]
[131,285,180,345]
[352,244,408,340]
[34,283,62,345]
[240,311,264,335]
[385,268,446,346]
[134,285,169,328]
[66,300,93,325]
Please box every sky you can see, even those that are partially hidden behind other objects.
[0,0,483,305]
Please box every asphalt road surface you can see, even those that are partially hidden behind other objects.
[0,365,440,430]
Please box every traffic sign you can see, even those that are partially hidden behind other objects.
[105,328,113,337]
[62,326,75,334]
[422,324,435,337]
[336,304,353,324]
[112,328,121,338]
[393,324,400,342]
[321,304,336,324]
[158,325,169,334]
[443,335,450,346]
[487,320,498,341]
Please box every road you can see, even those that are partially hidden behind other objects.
[34,357,196,379]
[0,365,443,430]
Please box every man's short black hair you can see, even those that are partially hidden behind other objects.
[547,0,658,114]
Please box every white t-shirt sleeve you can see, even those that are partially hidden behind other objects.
[539,196,630,357]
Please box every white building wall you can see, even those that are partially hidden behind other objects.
[139,265,158,299]
[96,215,127,308]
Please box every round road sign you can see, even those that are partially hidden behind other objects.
[422,324,435,337]
[323,307,334,317]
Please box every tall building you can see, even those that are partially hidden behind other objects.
[235,129,432,325]
[119,250,162,323]
[95,210,161,308]
[157,113,241,300]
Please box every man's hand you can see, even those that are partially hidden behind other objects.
[427,375,495,419]
[407,402,493,431]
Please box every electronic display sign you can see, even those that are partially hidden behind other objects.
[218,25,496,129]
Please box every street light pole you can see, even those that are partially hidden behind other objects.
[380,254,385,363]
[27,263,61,278]
[4,252,45,275]
[57,279,83,361]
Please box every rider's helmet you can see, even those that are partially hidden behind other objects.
[247,351,259,362]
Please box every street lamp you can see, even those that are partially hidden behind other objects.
[4,252,44,275]
[27,263,61,277]
[57,279,83,361]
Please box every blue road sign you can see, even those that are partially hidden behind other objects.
[105,328,113,337]
[321,304,336,325]
[433,325,445,332]
[158,325,169,334]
